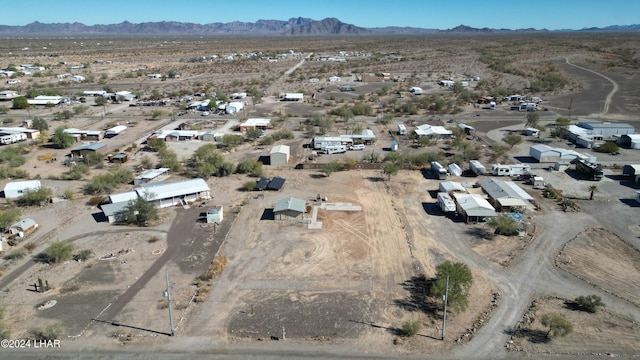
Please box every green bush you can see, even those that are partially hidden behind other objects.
[401,321,420,337]
[4,248,27,260]
[574,295,605,313]
[242,181,257,192]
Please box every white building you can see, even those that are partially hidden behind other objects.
[4,180,41,199]
[270,145,290,166]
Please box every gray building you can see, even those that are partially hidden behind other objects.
[270,145,290,166]
[576,121,635,139]
[274,197,306,221]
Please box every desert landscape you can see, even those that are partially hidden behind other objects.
[0,32,638,360]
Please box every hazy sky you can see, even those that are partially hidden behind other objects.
[4,0,639,30]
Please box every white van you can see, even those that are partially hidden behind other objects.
[349,144,365,151]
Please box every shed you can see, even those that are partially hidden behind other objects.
[109,153,128,163]
[4,180,41,199]
[273,197,306,221]
[70,142,108,157]
[200,131,224,142]
[206,206,224,223]
[101,202,129,224]
[270,145,290,166]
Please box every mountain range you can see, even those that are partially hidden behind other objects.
[0,18,638,36]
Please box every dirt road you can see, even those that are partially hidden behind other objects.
[565,56,619,115]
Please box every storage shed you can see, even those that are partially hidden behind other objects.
[70,142,108,157]
[206,206,224,223]
[4,180,41,199]
[270,145,290,166]
[273,197,306,221]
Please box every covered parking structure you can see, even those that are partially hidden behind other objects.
[451,193,496,223]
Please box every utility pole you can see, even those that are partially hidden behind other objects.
[441,274,449,341]
[164,269,175,336]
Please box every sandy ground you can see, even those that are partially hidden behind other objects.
[513,297,640,355]
[556,227,640,306]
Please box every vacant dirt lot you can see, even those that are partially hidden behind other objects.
[513,297,640,356]
[556,227,640,306]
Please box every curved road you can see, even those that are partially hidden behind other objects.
[565,56,619,115]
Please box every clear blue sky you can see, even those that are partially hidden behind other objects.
[4,0,639,30]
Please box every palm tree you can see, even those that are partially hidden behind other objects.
[588,185,598,200]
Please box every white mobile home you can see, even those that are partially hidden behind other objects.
[4,180,41,199]
[397,124,406,136]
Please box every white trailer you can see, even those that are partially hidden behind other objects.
[510,164,531,176]
[469,160,486,175]
[431,161,448,180]
[491,163,531,177]
[409,87,423,95]
[323,145,347,154]
[397,124,406,135]
[437,192,457,213]
[491,164,512,176]
[448,163,463,177]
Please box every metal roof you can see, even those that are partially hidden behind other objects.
[274,197,306,213]
[270,145,290,155]
[109,191,138,204]
[71,142,106,152]
[101,201,130,217]
[135,168,169,180]
[452,193,496,217]
[10,218,37,231]
[439,181,466,193]
[136,178,209,201]
[477,178,525,201]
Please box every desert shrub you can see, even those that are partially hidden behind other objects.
[4,248,27,260]
[73,249,93,262]
[44,241,75,264]
[574,295,605,313]
[24,242,37,252]
[148,236,160,243]
[87,195,107,206]
[60,284,80,293]
[16,187,53,206]
[63,189,74,200]
[401,321,420,337]
[242,181,257,192]
[31,323,65,341]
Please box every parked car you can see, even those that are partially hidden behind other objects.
[201,111,210,116]
[349,144,365,151]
